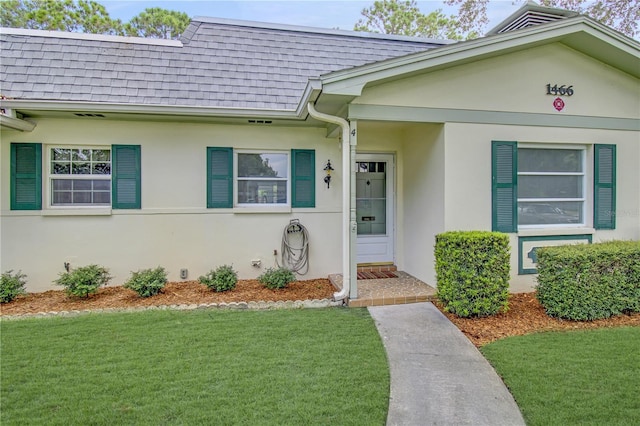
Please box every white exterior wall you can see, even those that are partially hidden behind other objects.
[352,41,639,293]
[1,118,344,292]
[401,124,445,285]
[444,123,640,292]
[353,43,639,119]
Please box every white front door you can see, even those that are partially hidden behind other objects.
[356,153,394,264]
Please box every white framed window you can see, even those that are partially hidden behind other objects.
[48,147,111,207]
[234,151,289,206]
[517,146,585,227]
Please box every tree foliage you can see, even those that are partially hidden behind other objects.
[0,0,123,34]
[354,0,467,40]
[0,0,190,39]
[446,0,639,39]
[356,0,639,40]
[124,7,190,39]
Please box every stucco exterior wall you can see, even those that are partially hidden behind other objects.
[353,43,639,119]
[1,118,344,292]
[401,124,445,286]
[444,122,640,292]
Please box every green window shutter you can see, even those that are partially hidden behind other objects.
[10,143,42,210]
[594,144,616,229]
[291,149,315,208]
[207,147,233,208]
[112,145,141,209]
[492,141,517,232]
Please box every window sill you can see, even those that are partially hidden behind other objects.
[518,227,595,237]
[233,206,292,214]
[42,208,112,216]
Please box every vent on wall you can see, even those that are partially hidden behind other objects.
[248,119,272,124]
[74,113,105,117]
[497,11,567,33]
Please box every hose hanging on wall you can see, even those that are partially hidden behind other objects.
[278,219,309,275]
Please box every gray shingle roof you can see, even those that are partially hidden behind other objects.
[1,17,446,111]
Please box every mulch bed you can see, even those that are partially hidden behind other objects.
[434,293,640,347]
[0,279,335,316]
[2,283,638,348]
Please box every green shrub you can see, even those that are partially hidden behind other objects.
[55,265,111,298]
[123,266,168,298]
[1,270,27,303]
[435,231,510,318]
[199,265,238,292]
[259,267,296,289]
[536,240,640,320]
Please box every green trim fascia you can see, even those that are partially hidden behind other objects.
[518,234,593,275]
[348,104,639,131]
[594,144,617,230]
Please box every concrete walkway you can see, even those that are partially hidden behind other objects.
[368,302,525,426]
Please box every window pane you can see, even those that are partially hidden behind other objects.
[238,180,287,204]
[72,180,92,190]
[238,153,288,178]
[518,175,583,199]
[72,149,91,161]
[93,191,111,204]
[93,163,111,175]
[518,202,583,225]
[52,179,72,190]
[52,148,71,161]
[519,149,582,173]
[72,162,91,175]
[92,150,110,161]
[52,162,71,175]
[93,180,111,190]
[73,192,92,204]
[52,191,72,204]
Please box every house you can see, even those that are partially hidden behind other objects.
[1,2,639,299]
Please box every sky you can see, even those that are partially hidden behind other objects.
[101,0,523,33]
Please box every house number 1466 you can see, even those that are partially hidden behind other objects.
[546,84,574,96]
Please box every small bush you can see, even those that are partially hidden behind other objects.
[1,270,27,303]
[536,240,640,320]
[55,265,111,298]
[435,231,510,318]
[199,265,238,292]
[259,267,296,289]
[123,266,168,298]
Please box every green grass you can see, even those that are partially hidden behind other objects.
[1,308,389,425]
[481,327,640,426]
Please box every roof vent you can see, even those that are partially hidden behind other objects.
[74,113,105,118]
[248,119,272,124]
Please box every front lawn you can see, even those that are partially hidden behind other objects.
[481,326,640,426]
[1,308,389,425]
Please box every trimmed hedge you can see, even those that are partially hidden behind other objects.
[435,231,510,318]
[536,240,640,320]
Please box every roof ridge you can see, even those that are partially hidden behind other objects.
[192,16,454,45]
[0,27,183,46]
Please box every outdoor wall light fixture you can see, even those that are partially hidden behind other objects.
[323,160,334,188]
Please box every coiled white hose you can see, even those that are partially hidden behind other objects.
[279,219,309,275]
